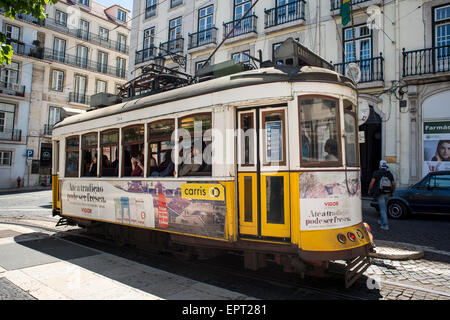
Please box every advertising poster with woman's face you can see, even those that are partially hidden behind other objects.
[423,122,450,175]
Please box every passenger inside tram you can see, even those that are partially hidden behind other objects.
[131,152,144,176]
[151,150,174,177]
[324,138,338,161]
[88,154,97,176]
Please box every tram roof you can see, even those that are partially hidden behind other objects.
[54,66,354,130]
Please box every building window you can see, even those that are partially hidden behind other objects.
[53,37,66,62]
[78,0,89,7]
[55,10,67,27]
[74,75,87,103]
[116,57,126,78]
[48,106,62,127]
[232,50,250,65]
[171,0,183,8]
[145,0,157,18]
[434,4,450,65]
[97,51,108,73]
[197,5,214,45]
[76,45,88,68]
[79,19,90,40]
[343,24,372,63]
[5,24,20,52]
[117,9,126,22]
[143,27,155,49]
[99,27,109,41]
[96,79,107,93]
[0,103,15,138]
[117,33,127,52]
[234,0,252,20]
[0,151,12,166]
[51,69,64,92]
[169,17,182,41]
[1,62,19,85]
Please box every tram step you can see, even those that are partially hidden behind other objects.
[56,217,71,227]
[344,255,371,289]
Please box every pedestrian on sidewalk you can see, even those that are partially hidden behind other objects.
[368,160,395,231]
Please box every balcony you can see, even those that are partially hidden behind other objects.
[334,55,384,83]
[330,0,371,11]
[265,0,305,29]
[0,129,22,141]
[188,27,218,50]
[0,81,25,97]
[223,15,258,39]
[135,46,157,65]
[402,46,450,77]
[68,92,90,105]
[159,38,184,55]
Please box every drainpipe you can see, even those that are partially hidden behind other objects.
[395,0,401,184]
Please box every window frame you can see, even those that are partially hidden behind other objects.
[51,69,64,92]
[65,135,80,178]
[100,129,119,177]
[81,132,98,177]
[121,124,145,177]
[343,99,360,167]
[261,109,287,167]
[342,23,373,63]
[0,150,12,166]
[147,118,176,176]
[298,95,342,168]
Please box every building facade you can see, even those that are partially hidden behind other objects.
[130,0,449,193]
[0,0,130,188]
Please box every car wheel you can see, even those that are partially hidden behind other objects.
[387,201,408,219]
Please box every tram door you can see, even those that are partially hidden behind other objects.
[237,106,290,240]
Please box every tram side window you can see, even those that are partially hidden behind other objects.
[178,113,212,176]
[344,100,359,167]
[122,125,145,177]
[81,133,98,177]
[148,119,175,177]
[299,97,340,166]
[65,136,79,177]
[101,130,119,177]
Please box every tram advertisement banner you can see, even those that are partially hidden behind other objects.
[299,171,362,231]
[423,121,450,175]
[61,180,227,239]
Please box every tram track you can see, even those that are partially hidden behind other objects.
[0,218,370,300]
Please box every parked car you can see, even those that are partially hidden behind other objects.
[370,171,450,219]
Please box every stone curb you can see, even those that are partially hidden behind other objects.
[369,240,425,260]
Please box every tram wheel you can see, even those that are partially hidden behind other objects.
[387,201,408,219]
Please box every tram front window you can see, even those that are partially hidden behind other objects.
[299,97,340,166]
[178,113,212,176]
[344,100,359,167]
[122,125,145,177]
[65,136,80,177]
[148,119,175,177]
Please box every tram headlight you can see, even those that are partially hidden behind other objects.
[347,232,356,242]
[337,233,347,244]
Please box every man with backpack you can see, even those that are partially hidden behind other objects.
[368,160,395,231]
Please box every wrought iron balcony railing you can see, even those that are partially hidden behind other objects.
[68,92,90,105]
[330,0,370,11]
[223,15,258,39]
[159,38,184,55]
[334,55,384,83]
[0,128,22,141]
[402,46,450,77]
[135,46,158,65]
[188,27,218,49]
[265,0,305,28]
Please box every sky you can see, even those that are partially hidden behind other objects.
[96,0,134,14]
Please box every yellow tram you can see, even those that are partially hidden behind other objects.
[51,39,373,287]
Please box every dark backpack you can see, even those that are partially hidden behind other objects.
[379,171,392,193]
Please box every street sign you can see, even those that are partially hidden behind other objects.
[26,149,34,158]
